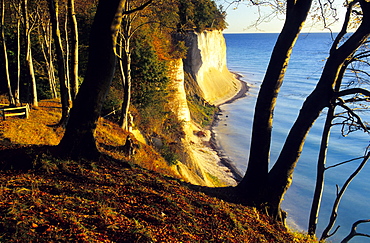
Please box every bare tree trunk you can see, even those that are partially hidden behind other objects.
[119,39,131,130]
[118,6,132,130]
[1,0,15,106]
[48,0,71,126]
[39,22,54,98]
[237,0,313,206]
[22,0,38,107]
[68,0,79,101]
[308,104,334,235]
[14,1,21,105]
[64,3,71,100]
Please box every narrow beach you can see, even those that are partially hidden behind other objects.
[210,73,249,182]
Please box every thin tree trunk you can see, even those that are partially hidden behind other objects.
[48,0,71,126]
[308,104,334,235]
[1,0,15,106]
[119,7,132,130]
[22,0,38,107]
[64,3,71,100]
[237,0,313,204]
[68,0,79,100]
[308,18,351,233]
[39,22,57,99]
[119,39,131,130]
[14,2,21,105]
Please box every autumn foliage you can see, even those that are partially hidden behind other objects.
[0,100,316,242]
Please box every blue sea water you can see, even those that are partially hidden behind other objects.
[216,33,370,242]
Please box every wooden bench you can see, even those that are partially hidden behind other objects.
[0,104,30,120]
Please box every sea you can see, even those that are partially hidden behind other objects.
[215,33,370,242]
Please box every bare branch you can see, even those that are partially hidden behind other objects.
[325,156,366,170]
[336,98,368,131]
[336,88,370,97]
[341,219,370,243]
[122,0,153,15]
[320,151,370,241]
[331,0,360,54]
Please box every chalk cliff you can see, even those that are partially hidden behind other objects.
[167,30,241,187]
[183,30,241,105]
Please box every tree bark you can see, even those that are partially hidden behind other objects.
[22,0,38,107]
[119,2,132,130]
[237,0,313,204]
[68,0,79,101]
[48,0,71,126]
[57,0,126,159]
[1,0,15,106]
[14,1,21,105]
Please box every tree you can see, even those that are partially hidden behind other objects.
[1,0,15,105]
[117,0,153,130]
[236,0,313,214]
[22,0,38,107]
[57,0,152,159]
[308,2,370,235]
[68,0,79,101]
[48,0,71,126]
[237,0,370,222]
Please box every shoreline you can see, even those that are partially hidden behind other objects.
[209,73,249,183]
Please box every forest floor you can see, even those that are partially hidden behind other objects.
[0,100,317,242]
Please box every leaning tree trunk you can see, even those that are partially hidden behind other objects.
[1,0,15,106]
[57,0,126,159]
[237,0,313,205]
[49,0,71,126]
[266,4,370,220]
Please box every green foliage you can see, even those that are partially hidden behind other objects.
[131,32,170,109]
[187,96,217,127]
[177,0,227,31]
[170,40,188,59]
[160,142,180,166]
[102,86,122,116]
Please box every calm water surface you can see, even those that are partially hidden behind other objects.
[215,33,370,242]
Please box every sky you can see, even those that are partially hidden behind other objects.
[219,1,346,33]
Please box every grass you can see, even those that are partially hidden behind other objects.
[0,99,318,242]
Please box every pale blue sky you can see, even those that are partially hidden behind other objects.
[220,1,346,33]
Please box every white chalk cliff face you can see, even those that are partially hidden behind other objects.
[167,31,239,187]
[183,30,240,105]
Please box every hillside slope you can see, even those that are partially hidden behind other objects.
[0,101,316,242]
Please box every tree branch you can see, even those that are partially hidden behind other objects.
[341,219,370,243]
[122,0,153,15]
[330,0,359,54]
[320,151,370,241]
[336,98,368,131]
[336,88,370,97]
